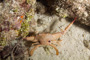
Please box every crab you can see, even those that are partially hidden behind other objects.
[24,17,77,56]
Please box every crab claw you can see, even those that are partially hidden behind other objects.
[24,36,35,41]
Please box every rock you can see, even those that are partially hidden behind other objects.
[38,0,90,26]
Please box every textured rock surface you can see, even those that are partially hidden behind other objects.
[0,0,35,46]
[38,0,90,26]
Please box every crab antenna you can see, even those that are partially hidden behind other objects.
[52,17,76,39]
[62,17,77,34]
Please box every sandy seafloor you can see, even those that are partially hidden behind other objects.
[29,13,90,60]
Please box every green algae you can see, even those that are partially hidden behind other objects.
[18,13,33,38]
[0,32,7,46]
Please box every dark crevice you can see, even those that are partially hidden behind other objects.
[0,0,4,3]
[36,0,55,15]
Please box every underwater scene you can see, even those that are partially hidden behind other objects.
[0,0,90,60]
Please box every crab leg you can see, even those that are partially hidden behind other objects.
[49,44,59,55]
[32,42,39,45]
[52,17,76,39]
[24,36,38,42]
[30,44,41,56]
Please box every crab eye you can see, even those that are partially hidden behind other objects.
[48,40,51,43]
